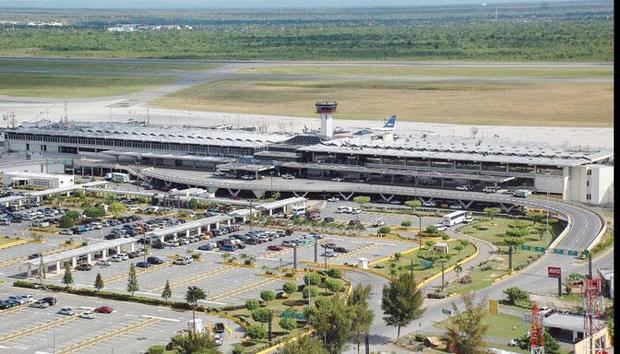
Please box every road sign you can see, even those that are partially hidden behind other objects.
[567,250,579,256]
[548,266,561,278]
[534,246,545,253]
[521,244,531,251]
[489,300,498,315]
[553,248,564,255]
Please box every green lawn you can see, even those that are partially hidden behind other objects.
[446,263,510,295]
[0,72,174,98]
[458,217,562,270]
[371,239,476,281]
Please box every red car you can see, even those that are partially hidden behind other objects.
[94,306,113,314]
[267,245,283,251]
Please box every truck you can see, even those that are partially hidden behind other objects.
[110,173,130,183]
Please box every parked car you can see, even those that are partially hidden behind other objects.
[109,255,123,262]
[58,307,75,316]
[334,246,349,253]
[75,263,92,271]
[147,257,163,265]
[30,300,49,308]
[136,261,151,268]
[96,259,112,267]
[455,185,470,191]
[327,197,340,202]
[320,249,336,257]
[214,322,226,334]
[422,201,437,207]
[267,245,284,251]
[539,307,555,317]
[94,306,113,314]
[40,297,57,306]
[80,311,96,319]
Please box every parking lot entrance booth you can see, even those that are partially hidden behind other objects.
[357,257,369,269]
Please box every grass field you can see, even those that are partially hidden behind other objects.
[153,77,613,127]
[370,239,476,281]
[240,65,614,78]
[0,72,173,98]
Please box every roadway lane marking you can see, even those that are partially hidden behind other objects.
[57,317,160,354]
[210,276,282,302]
[103,262,172,284]
[0,315,79,344]
[142,314,180,322]
[147,264,238,291]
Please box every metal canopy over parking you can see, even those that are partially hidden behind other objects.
[256,197,307,215]
[23,237,138,276]
[147,214,234,240]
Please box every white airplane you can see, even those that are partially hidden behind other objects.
[353,115,397,136]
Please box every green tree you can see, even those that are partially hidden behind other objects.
[65,210,80,220]
[84,206,106,219]
[279,317,297,332]
[381,272,425,341]
[247,324,266,340]
[62,263,73,288]
[504,237,525,252]
[516,330,560,354]
[127,262,139,296]
[302,285,319,299]
[245,299,260,311]
[260,290,276,302]
[187,198,199,210]
[352,196,371,209]
[306,295,353,354]
[405,199,422,212]
[282,282,298,294]
[109,201,127,217]
[161,280,172,302]
[425,224,438,234]
[252,308,273,326]
[503,287,530,305]
[169,331,219,354]
[605,304,614,346]
[185,286,207,334]
[483,207,501,220]
[527,211,546,225]
[454,264,463,280]
[401,220,412,227]
[59,215,76,228]
[304,273,321,286]
[94,272,104,291]
[348,284,374,354]
[445,293,489,354]
[377,226,391,235]
[278,335,328,354]
[326,279,343,293]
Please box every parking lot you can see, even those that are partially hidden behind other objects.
[0,289,241,353]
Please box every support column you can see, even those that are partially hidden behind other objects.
[215,222,220,229]
[186,229,190,237]
[71,257,77,268]
[116,246,121,254]
[102,249,108,260]
[227,219,231,226]
[87,253,92,264]
[56,261,62,274]
[130,242,135,252]
[197,226,202,234]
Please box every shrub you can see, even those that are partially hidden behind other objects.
[260,290,276,302]
[503,287,530,305]
[459,275,472,284]
[460,240,469,246]
[279,317,297,332]
[325,279,343,293]
[401,221,412,227]
[303,273,321,286]
[454,245,463,251]
[147,345,165,354]
[378,226,391,234]
[326,269,342,279]
[282,282,298,294]
[427,292,447,299]
[425,225,438,234]
[246,324,266,339]
[245,299,260,311]
[302,285,319,299]
[441,235,449,240]
[251,308,272,323]
[414,334,425,342]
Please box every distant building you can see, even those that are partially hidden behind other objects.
[2,171,74,189]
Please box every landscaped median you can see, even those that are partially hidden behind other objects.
[0,237,30,250]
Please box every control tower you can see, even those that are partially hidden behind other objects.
[315,101,337,138]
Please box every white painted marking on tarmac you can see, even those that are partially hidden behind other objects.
[142,315,180,322]
[134,291,162,297]
[203,300,228,306]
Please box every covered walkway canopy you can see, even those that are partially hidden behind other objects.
[23,237,138,277]
[147,214,234,241]
[256,197,307,215]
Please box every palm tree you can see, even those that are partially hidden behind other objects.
[185,286,207,335]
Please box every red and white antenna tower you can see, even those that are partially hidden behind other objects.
[582,276,607,354]
[530,303,545,354]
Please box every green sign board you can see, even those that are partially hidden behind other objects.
[567,250,579,256]
[520,245,531,251]
[553,249,564,255]
[534,246,546,253]
[583,250,590,257]
[420,260,433,269]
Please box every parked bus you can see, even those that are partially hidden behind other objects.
[110,172,130,183]
[291,205,307,217]
[442,210,468,227]
[514,189,531,198]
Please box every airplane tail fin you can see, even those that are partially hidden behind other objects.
[384,115,397,128]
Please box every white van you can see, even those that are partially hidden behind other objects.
[336,206,352,214]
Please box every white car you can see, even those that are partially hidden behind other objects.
[97,259,112,267]
[539,306,555,317]
[327,197,340,202]
[448,204,463,209]
[30,300,49,308]
[109,255,123,262]
[351,208,362,214]
[331,177,343,182]
[434,224,447,231]
[422,201,436,207]
[79,311,95,319]
[213,333,223,346]
[508,338,518,347]
[58,307,75,316]
[118,253,129,261]
[281,174,295,180]
[455,185,469,191]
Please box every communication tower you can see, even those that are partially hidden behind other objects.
[530,303,545,354]
[315,101,337,138]
[582,276,606,354]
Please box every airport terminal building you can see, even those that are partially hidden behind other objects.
[2,121,614,205]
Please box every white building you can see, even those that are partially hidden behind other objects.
[2,171,74,189]
[566,164,614,206]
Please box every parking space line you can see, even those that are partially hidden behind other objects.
[0,315,79,344]
[210,276,283,302]
[58,317,160,354]
[0,304,27,315]
[103,262,173,284]
[149,264,238,291]
[333,242,380,260]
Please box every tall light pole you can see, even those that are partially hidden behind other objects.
[545,189,550,246]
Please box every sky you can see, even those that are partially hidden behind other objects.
[0,0,572,9]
